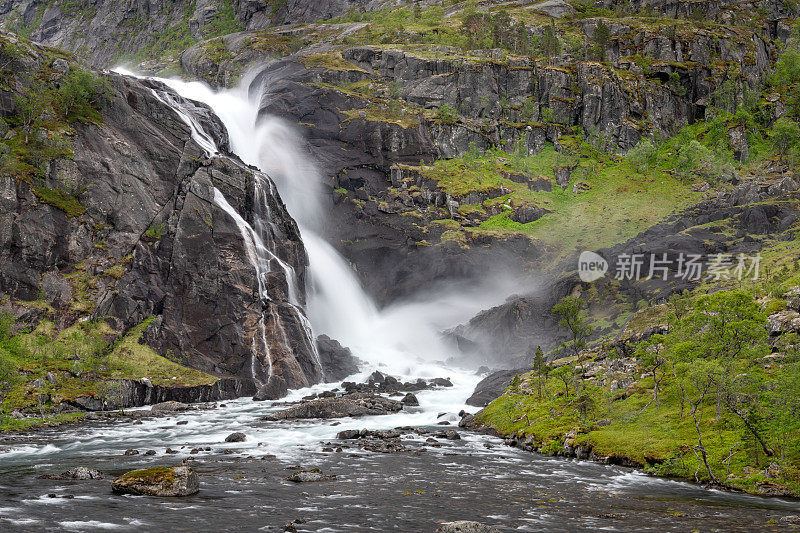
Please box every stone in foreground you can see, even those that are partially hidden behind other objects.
[225,432,247,442]
[112,466,199,497]
[286,468,337,483]
[437,521,500,533]
[39,467,104,480]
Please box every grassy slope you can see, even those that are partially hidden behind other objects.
[477,355,800,497]
[0,312,216,431]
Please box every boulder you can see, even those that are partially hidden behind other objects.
[401,393,419,406]
[286,468,336,483]
[530,0,574,18]
[437,521,500,532]
[253,375,288,401]
[316,335,360,382]
[112,466,199,497]
[225,432,247,443]
[367,371,387,385]
[40,467,104,480]
[466,370,523,407]
[262,394,403,421]
[69,396,105,411]
[150,401,190,415]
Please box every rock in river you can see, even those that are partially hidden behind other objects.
[150,401,190,415]
[112,466,199,497]
[437,521,501,532]
[262,394,402,421]
[286,468,337,483]
[253,375,289,401]
[225,432,247,443]
[401,393,419,406]
[39,467,104,480]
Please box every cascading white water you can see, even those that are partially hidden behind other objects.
[118,67,513,380]
[140,78,324,384]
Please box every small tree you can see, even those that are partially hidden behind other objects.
[551,364,574,396]
[591,19,611,61]
[635,336,666,407]
[553,296,592,362]
[56,69,112,123]
[627,138,657,172]
[15,79,47,144]
[770,117,800,160]
[540,21,560,64]
[530,345,550,399]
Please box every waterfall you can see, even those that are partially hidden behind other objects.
[116,67,512,382]
[133,75,323,385]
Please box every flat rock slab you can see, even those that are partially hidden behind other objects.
[39,467,104,480]
[286,468,337,483]
[112,466,198,497]
[438,521,501,533]
[262,394,402,421]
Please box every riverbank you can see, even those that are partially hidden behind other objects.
[468,289,800,499]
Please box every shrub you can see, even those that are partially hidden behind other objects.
[770,117,800,159]
[677,140,714,174]
[770,48,800,87]
[627,138,657,172]
[56,69,112,123]
[145,222,166,241]
[436,104,458,124]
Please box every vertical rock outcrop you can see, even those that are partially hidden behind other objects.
[0,43,322,389]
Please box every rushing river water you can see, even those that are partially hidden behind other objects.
[1,368,799,531]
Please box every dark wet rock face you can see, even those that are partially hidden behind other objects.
[316,335,360,382]
[0,57,322,391]
[0,0,379,68]
[466,370,524,408]
[111,466,199,497]
[452,175,800,368]
[252,375,289,401]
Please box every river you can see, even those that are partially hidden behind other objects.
[0,368,798,531]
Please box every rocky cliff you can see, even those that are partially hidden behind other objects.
[0,32,322,390]
[0,0,389,68]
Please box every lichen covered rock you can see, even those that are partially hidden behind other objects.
[112,466,199,497]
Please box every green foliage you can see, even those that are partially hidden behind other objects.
[32,185,86,217]
[770,117,800,159]
[676,139,715,174]
[769,48,800,87]
[627,138,657,172]
[479,288,800,495]
[436,104,458,124]
[205,0,243,38]
[553,296,592,359]
[590,19,610,61]
[145,221,166,241]
[538,21,561,62]
[56,69,112,123]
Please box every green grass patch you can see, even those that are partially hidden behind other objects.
[32,185,86,217]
